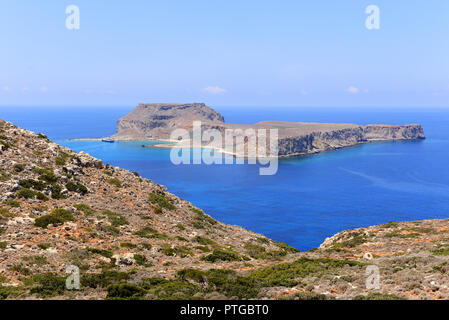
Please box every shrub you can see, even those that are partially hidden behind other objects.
[106,283,146,299]
[81,271,130,288]
[275,242,300,253]
[37,243,51,250]
[73,203,95,215]
[35,192,49,202]
[0,208,14,218]
[19,179,46,191]
[192,208,216,226]
[244,243,266,258]
[353,293,405,300]
[66,181,88,195]
[106,178,122,188]
[13,164,25,172]
[149,193,175,210]
[87,248,113,258]
[203,249,242,263]
[34,209,74,228]
[432,247,449,256]
[55,152,71,166]
[279,292,335,300]
[0,286,23,300]
[175,223,185,230]
[17,188,36,199]
[133,226,158,238]
[49,183,65,199]
[120,242,137,249]
[103,210,128,227]
[28,273,66,298]
[249,258,365,288]
[36,169,58,183]
[37,133,48,139]
[194,236,216,246]
[133,254,148,266]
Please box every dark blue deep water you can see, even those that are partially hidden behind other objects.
[1,106,449,251]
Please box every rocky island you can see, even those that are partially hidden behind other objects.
[0,120,447,300]
[111,103,425,157]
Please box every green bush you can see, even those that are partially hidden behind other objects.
[106,178,122,188]
[353,293,405,300]
[87,247,113,258]
[34,209,74,228]
[66,181,88,195]
[0,286,23,300]
[73,203,95,215]
[203,249,241,263]
[194,236,216,246]
[149,193,175,210]
[4,200,20,208]
[275,242,300,253]
[36,169,58,183]
[81,271,130,288]
[19,179,46,191]
[13,164,25,172]
[103,210,128,227]
[120,242,137,249]
[28,273,66,298]
[37,243,51,250]
[133,226,158,238]
[49,183,65,199]
[17,188,36,199]
[106,283,146,299]
[55,152,71,166]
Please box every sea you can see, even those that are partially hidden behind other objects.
[1,105,449,251]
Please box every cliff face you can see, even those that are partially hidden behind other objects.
[278,124,425,157]
[112,103,425,157]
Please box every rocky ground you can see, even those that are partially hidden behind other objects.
[0,119,447,300]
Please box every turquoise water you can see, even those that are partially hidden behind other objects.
[1,106,449,251]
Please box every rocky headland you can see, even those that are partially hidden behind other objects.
[0,120,447,300]
[110,103,425,157]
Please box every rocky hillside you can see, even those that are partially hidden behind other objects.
[0,119,446,300]
[111,103,424,157]
[114,103,225,140]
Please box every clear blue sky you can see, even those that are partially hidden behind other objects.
[0,0,448,107]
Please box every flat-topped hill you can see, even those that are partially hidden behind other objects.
[113,103,224,140]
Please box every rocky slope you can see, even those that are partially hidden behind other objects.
[112,103,425,157]
[0,120,446,300]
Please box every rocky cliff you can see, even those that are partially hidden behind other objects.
[113,103,425,157]
[278,124,425,157]
[0,120,445,300]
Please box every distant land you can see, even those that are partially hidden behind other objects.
[106,103,425,157]
[73,103,425,158]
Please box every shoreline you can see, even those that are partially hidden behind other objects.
[69,136,425,159]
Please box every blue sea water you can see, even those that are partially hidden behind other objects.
[1,106,449,251]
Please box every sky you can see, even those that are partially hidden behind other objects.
[0,0,448,107]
